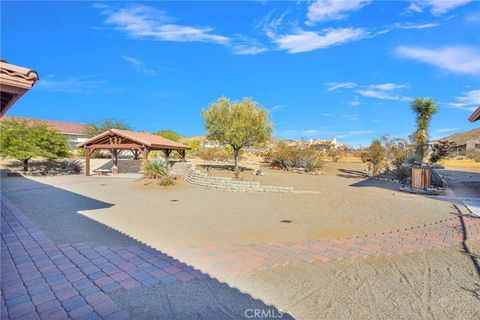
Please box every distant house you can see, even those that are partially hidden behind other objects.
[469,107,480,122]
[310,137,340,150]
[2,116,90,150]
[287,137,340,150]
[0,59,39,117]
[437,128,480,155]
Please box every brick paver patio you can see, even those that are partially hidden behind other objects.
[168,214,480,275]
[0,197,205,320]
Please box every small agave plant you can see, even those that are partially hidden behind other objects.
[143,158,174,185]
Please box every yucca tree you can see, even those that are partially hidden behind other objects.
[411,98,438,162]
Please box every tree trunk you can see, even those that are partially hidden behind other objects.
[23,159,29,173]
[416,144,424,163]
[233,148,239,171]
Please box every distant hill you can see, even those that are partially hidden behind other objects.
[439,128,480,145]
[180,135,280,146]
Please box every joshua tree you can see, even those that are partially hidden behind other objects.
[411,98,438,162]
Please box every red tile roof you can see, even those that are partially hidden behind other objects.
[77,129,191,150]
[2,116,90,135]
[469,107,480,122]
[1,59,39,117]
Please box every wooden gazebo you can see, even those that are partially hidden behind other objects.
[77,129,191,176]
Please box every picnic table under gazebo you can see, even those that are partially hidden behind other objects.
[77,129,191,176]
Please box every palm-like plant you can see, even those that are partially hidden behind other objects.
[411,98,438,162]
[143,158,169,179]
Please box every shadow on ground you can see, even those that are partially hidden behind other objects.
[336,168,368,179]
[1,172,293,319]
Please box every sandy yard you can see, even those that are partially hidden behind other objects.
[2,162,456,250]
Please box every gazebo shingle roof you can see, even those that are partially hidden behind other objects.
[77,129,191,150]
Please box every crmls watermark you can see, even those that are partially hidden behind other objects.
[244,308,284,319]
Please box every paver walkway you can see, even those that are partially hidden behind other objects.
[167,214,480,276]
[0,197,205,320]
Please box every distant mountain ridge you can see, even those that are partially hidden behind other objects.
[439,128,480,145]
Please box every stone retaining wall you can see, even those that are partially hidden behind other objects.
[184,165,295,193]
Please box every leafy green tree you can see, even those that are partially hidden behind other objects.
[184,139,201,155]
[202,97,273,170]
[411,98,438,162]
[155,129,181,142]
[0,119,70,172]
[86,118,131,137]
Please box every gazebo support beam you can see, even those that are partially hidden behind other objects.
[85,148,90,176]
[132,149,140,160]
[163,149,172,161]
[88,143,141,149]
[176,149,186,161]
[85,147,96,176]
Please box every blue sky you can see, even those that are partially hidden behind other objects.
[2,0,479,146]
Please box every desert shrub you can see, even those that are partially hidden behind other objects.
[466,150,480,162]
[361,138,387,175]
[197,147,237,162]
[429,141,456,163]
[385,138,414,179]
[143,158,174,185]
[271,142,324,172]
[359,149,370,163]
[65,159,82,174]
[326,147,344,162]
[260,148,274,162]
[158,176,175,186]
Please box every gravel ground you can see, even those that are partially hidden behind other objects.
[229,241,480,320]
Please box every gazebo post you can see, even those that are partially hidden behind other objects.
[110,149,118,166]
[163,149,172,163]
[179,150,186,161]
[142,147,150,163]
[85,147,91,176]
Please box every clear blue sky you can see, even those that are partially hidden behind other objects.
[2,1,479,147]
